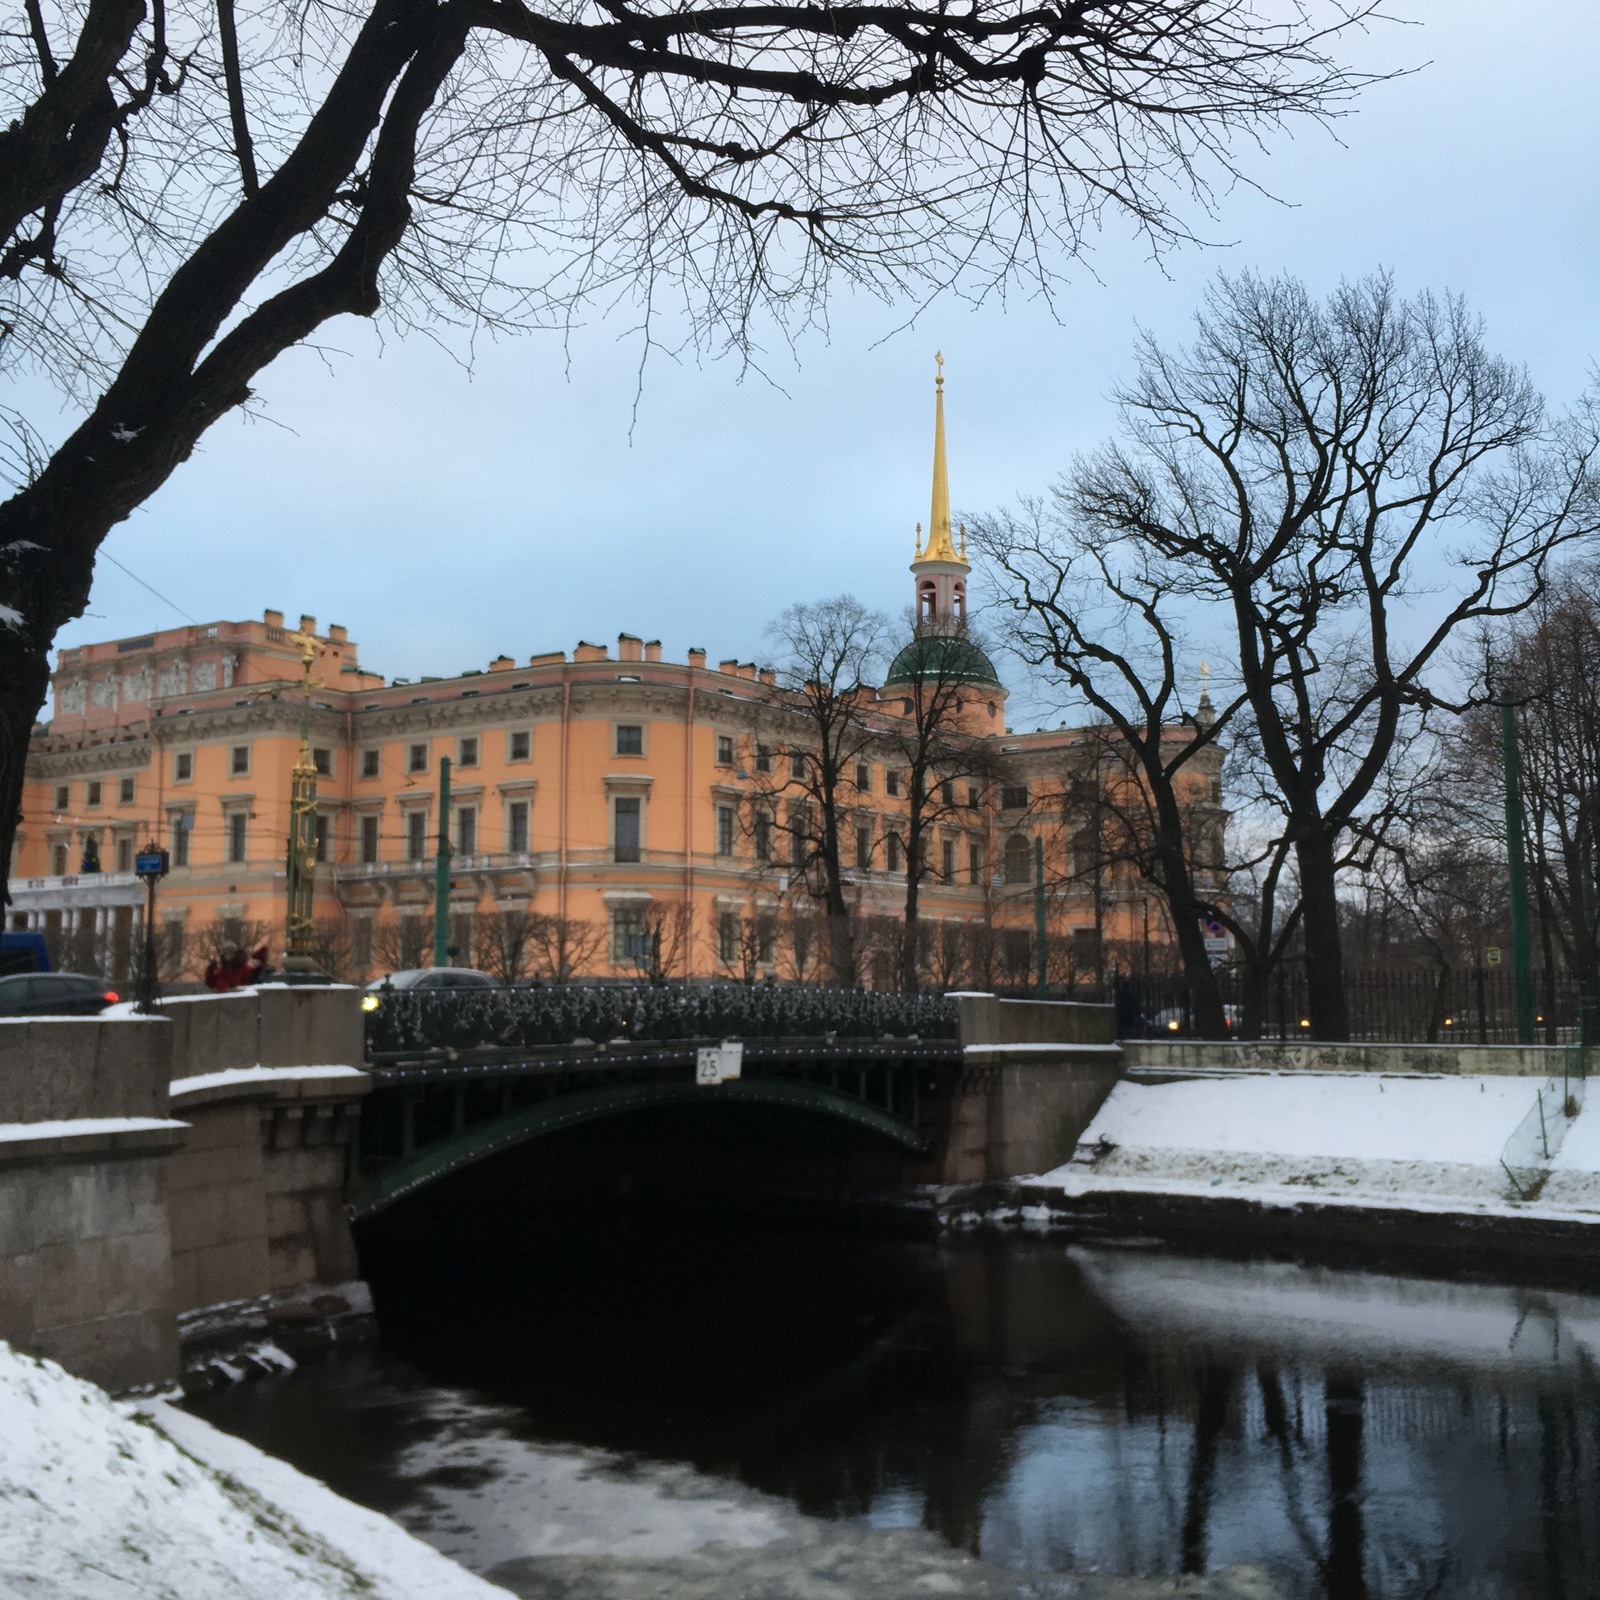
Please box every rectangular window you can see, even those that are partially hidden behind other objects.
[225,811,245,863]
[612,905,647,965]
[789,751,806,781]
[756,914,776,966]
[753,811,772,863]
[407,811,427,860]
[855,826,872,871]
[614,797,641,862]
[941,838,956,883]
[230,745,249,776]
[789,811,808,868]
[119,777,135,805]
[1002,784,1029,810]
[51,842,67,875]
[716,735,735,767]
[508,801,529,854]
[615,724,643,756]
[360,814,380,864]
[967,784,981,809]
[352,919,374,973]
[886,834,903,873]
[170,814,190,867]
[885,769,901,799]
[855,763,871,792]
[53,785,68,812]
[717,805,735,857]
[718,911,739,964]
[408,742,428,774]
[116,837,132,873]
[174,752,193,782]
[969,842,983,885]
[509,730,531,762]
[459,736,479,768]
[85,780,101,807]
[754,744,772,774]
[315,813,330,862]
[312,747,332,777]
[457,806,476,856]
[941,779,954,806]
[361,749,380,779]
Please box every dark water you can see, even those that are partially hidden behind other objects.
[189,1214,1600,1600]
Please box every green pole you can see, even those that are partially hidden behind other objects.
[1035,835,1048,998]
[433,756,452,968]
[1500,695,1535,1044]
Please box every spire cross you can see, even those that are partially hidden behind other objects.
[935,350,944,388]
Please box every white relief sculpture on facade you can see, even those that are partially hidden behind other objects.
[90,672,120,709]
[191,661,218,693]
[156,659,188,698]
[221,654,236,688]
[123,665,153,703]
[57,677,87,715]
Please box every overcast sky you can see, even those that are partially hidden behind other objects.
[49,0,1600,723]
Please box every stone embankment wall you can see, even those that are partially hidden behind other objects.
[942,995,1121,1183]
[0,987,368,1392]
[0,1017,183,1390]
[1122,1040,1579,1077]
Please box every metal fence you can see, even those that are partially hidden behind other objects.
[364,982,960,1056]
[1114,966,1593,1043]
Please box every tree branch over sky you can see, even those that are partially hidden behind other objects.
[0,0,1388,899]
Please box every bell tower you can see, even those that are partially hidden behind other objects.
[911,352,970,636]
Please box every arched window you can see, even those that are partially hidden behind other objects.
[918,581,937,623]
[953,582,966,622]
[1003,833,1032,885]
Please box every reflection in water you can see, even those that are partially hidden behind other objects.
[190,1213,1600,1599]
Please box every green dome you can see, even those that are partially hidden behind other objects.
[884,631,1002,689]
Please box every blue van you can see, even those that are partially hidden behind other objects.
[0,930,52,976]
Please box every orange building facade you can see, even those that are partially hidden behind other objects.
[10,378,1224,987]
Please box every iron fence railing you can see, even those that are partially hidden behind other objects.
[1112,967,1593,1043]
[364,982,960,1057]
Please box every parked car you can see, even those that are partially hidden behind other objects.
[0,971,120,1016]
[364,968,498,993]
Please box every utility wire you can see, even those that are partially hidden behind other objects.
[98,548,198,625]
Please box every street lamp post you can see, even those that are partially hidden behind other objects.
[281,631,324,978]
[133,843,169,1013]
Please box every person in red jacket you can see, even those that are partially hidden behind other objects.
[204,941,270,992]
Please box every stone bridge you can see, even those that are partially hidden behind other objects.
[0,985,1120,1392]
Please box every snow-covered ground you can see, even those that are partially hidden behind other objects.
[1035,1072,1600,1219]
[0,1340,513,1600]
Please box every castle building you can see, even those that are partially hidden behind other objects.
[10,367,1224,986]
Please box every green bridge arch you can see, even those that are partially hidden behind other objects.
[347,1075,927,1221]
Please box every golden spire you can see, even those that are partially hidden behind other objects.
[920,352,962,566]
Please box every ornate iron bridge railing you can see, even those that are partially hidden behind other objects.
[352,986,963,1220]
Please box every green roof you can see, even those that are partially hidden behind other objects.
[884,631,1002,689]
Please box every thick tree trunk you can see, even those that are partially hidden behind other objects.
[1296,830,1349,1040]
[0,626,53,901]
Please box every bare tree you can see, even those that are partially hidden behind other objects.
[759,596,890,983]
[481,907,536,983]
[0,4,1389,904]
[307,916,352,980]
[639,897,694,982]
[878,631,1002,990]
[977,504,1238,1032]
[372,914,432,974]
[1061,271,1600,1038]
[525,911,604,982]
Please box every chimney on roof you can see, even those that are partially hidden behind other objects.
[644,640,662,663]
[489,655,515,672]
[687,648,706,670]
[327,624,348,644]
[263,609,284,628]
[574,641,609,663]
[758,667,776,686]
[299,614,317,637]
[719,658,738,675]
[617,633,644,663]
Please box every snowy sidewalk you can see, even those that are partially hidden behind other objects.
[0,1340,514,1600]
[1031,1072,1600,1223]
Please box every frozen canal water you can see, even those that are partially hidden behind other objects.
[189,1220,1600,1600]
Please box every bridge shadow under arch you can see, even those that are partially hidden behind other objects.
[348,1075,928,1222]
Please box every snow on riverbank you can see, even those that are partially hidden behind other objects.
[1035,1073,1600,1218]
[0,1340,513,1599]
